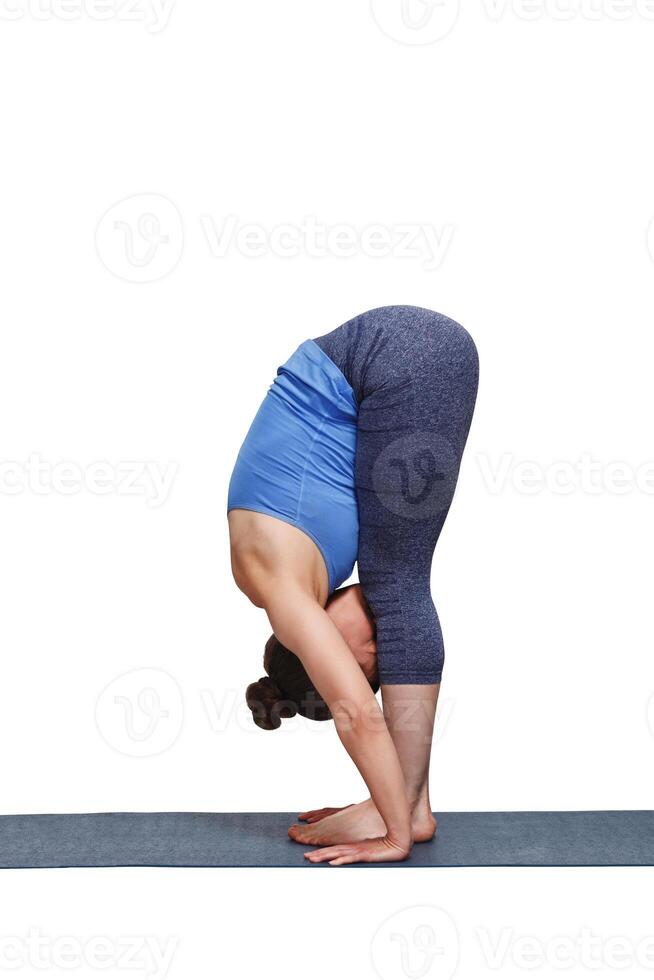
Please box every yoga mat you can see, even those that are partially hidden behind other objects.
[1,811,653,868]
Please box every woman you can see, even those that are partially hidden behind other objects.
[228,305,478,864]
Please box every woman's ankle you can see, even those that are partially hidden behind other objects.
[407,786,431,816]
[410,807,437,842]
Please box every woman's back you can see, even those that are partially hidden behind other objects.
[228,508,329,607]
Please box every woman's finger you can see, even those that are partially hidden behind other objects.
[329,853,361,866]
[304,847,343,862]
[329,846,364,866]
[304,845,350,863]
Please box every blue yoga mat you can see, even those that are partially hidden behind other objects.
[1,810,653,868]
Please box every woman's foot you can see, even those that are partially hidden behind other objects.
[290,799,437,846]
[298,805,350,824]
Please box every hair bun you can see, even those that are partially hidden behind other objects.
[245,676,297,731]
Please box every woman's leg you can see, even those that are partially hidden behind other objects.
[380,683,439,837]
[292,308,478,846]
[294,685,440,843]
[291,522,446,846]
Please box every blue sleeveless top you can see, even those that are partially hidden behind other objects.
[227,339,359,593]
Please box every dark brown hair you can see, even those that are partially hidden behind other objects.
[245,635,331,730]
[246,634,379,731]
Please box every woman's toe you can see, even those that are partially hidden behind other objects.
[288,824,311,843]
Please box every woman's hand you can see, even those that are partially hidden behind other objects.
[304,835,411,866]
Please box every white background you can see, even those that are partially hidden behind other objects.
[1,0,654,977]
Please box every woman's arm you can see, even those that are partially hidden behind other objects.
[265,584,412,864]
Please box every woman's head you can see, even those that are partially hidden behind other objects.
[246,635,332,730]
[245,587,378,730]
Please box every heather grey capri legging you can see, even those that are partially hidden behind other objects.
[314,306,479,684]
